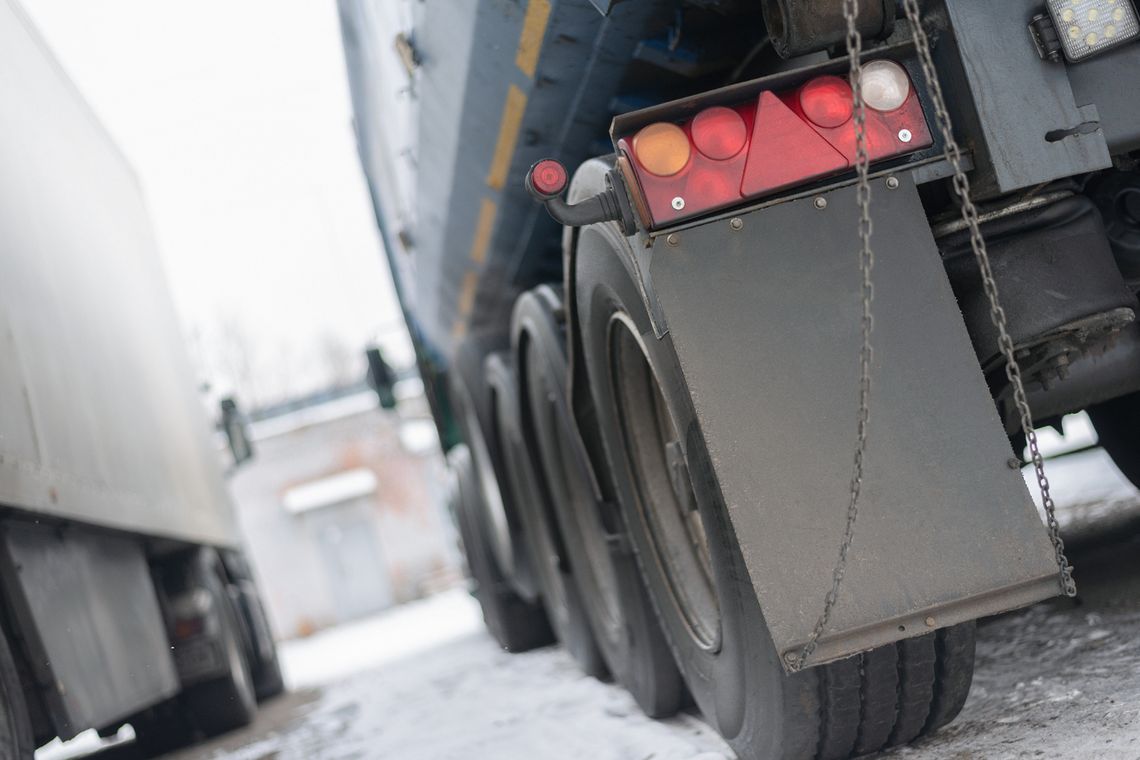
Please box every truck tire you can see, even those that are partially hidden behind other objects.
[183,575,257,737]
[515,286,684,718]
[486,352,607,677]
[252,642,285,702]
[449,444,554,652]
[573,196,976,758]
[453,338,543,604]
[1087,392,1140,488]
[0,630,35,759]
[129,703,194,757]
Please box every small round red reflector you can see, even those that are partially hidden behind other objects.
[690,106,748,160]
[531,159,568,196]
[799,76,854,129]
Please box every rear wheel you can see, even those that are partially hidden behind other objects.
[1087,392,1140,488]
[0,629,35,759]
[515,286,684,717]
[252,640,285,702]
[130,703,194,757]
[486,352,606,677]
[183,575,257,737]
[449,444,554,652]
[573,159,976,757]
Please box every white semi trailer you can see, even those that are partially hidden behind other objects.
[0,2,281,755]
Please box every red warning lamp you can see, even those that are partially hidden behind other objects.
[529,159,568,198]
[690,106,749,160]
[798,76,855,129]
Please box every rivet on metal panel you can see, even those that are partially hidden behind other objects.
[783,651,798,666]
[886,176,900,190]
[898,128,913,143]
[672,196,686,210]
[814,196,828,210]
[666,233,680,246]
[925,616,936,627]
[729,217,744,230]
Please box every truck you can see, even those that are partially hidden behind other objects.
[0,2,283,755]
[339,1,1140,758]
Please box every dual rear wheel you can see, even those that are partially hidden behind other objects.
[450,157,981,758]
[568,157,977,759]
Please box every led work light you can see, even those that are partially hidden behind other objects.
[1037,0,1140,62]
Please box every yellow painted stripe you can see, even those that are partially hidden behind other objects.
[453,269,480,336]
[469,198,497,264]
[515,0,552,78]
[486,84,527,190]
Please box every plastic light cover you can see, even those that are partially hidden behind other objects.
[617,64,933,228]
[860,60,911,112]
[1047,0,1140,62]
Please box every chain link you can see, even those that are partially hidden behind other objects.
[901,0,1075,597]
[794,0,876,672]
[794,0,1078,672]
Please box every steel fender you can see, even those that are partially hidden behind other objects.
[645,174,1062,668]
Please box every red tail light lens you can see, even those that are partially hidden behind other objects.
[798,76,854,128]
[690,106,749,160]
[616,60,933,228]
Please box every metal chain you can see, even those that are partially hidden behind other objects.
[795,0,1078,672]
[901,0,1075,598]
[794,0,876,671]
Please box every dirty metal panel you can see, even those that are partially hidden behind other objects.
[0,523,179,736]
[936,0,1111,197]
[1067,41,1140,154]
[650,174,1062,667]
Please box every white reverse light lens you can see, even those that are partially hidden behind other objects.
[860,60,911,112]
[1047,0,1140,62]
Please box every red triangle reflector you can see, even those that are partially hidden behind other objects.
[742,92,849,197]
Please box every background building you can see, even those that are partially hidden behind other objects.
[229,383,459,640]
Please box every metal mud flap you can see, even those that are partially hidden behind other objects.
[647,174,1062,670]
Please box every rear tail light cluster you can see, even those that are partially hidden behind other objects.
[616,60,932,228]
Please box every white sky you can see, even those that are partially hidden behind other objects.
[21,0,410,407]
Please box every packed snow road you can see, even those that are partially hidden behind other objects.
[48,446,1140,760]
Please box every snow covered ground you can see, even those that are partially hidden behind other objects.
[39,436,1140,760]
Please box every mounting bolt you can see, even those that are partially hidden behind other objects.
[886,176,900,190]
[671,196,686,210]
[898,128,913,143]
[666,233,680,247]
[783,652,799,667]
[814,196,828,210]
[925,616,936,628]
[729,217,744,231]
[1007,457,1022,470]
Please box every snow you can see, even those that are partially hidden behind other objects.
[279,588,485,690]
[31,443,1140,760]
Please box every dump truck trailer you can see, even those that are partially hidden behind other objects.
[340,1,1140,757]
[0,3,282,754]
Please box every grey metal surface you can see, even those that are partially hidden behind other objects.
[0,1,238,546]
[0,522,179,737]
[1067,41,1140,155]
[934,0,1112,197]
[649,174,1061,666]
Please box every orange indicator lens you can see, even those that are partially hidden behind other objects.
[632,122,691,177]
